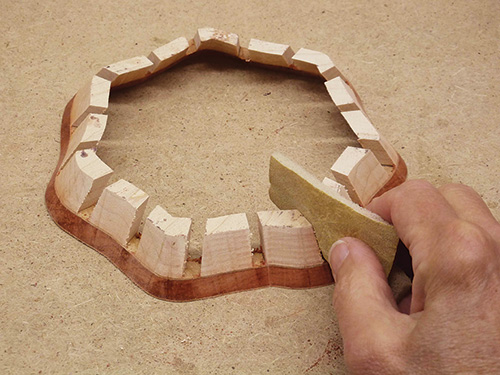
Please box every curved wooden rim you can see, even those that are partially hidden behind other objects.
[46,98,335,301]
[45,37,408,301]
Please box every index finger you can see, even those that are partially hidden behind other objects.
[367,180,458,265]
[439,184,500,244]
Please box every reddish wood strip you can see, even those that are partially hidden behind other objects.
[46,46,407,301]
[45,99,334,301]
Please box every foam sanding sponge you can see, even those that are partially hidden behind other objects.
[269,152,398,276]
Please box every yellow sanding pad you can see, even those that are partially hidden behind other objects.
[269,152,398,276]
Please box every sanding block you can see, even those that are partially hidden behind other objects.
[269,152,399,276]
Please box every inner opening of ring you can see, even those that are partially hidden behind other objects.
[97,52,357,256]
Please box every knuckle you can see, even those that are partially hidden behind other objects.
[394,180,436,205]
[450,220,492,256]
[402,179,435,194]
[439,182,474,195]
[441,220,494,276]
[388,180,435,209]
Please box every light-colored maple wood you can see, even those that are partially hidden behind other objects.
[89,179,149,247]
[257,210,323,268]
[148,37,192,74]
[325,76,363,112]
[269,152,398,276]
[62,113,107,167]
[291,47,340,80]
[70,75,111,127]
[341,109,378,138]
[44,29,409,302]
[331,147,389,206]
[135,205,192,279]
[341,110,398,166]
[358,135,399,167]
[193,27,240,57]
[47,98,339,301]
[55,149,113,213]
[200,213,253,277]
[97,56,153,87]
[321,177,350,200]
[247,38,294,67]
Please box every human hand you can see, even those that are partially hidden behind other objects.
[329,180,500,374]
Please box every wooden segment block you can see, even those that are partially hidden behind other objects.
[193,27,240,56]
[70,76,111,127]
[257,210,323,268]
[341,110,378,138]
[201,213,252,277]
[331,147,389,206]
[321,177,350,200]
[62,113,107,167]
[97,56,153,87]
[135,205,192,279]
[247,39,294,67]
[268,152,398,276]
[342,111,399,167]
[89,179,149,247]
[55,149,113,213]
[148,37,191,74]
[291,47,340,80]
[325,76,363,112]
[341,110,398,166]
[358,135,399,167]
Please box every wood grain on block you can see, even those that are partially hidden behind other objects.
[325,76,363,112]
[341,110,378,138]
[194,27,239,56]
[62,113,107,167]
[135,205,192,279]
[70,76,110,127]
[247,39,294,67]
[89,179,149,247]
[97,56,153,87]
[341,110,398,166]
[358,135,399,167]
[201,213,253,277]
[257,210,323,268]
[291,48,340,80]
[269,153,398,276]
[148,37,191,74]
[55,149,113,213]
[321,177,350,200]
[331,147,389,207]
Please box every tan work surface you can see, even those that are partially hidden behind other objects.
[2,1,499,374]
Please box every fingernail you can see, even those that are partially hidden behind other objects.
[329,240,349,280]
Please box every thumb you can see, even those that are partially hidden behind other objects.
[329,238,411,356]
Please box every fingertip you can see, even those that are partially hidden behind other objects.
[331,238,405,357]
[336,237,388,279]
[332,237,399,325]
[328,239,349,281]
